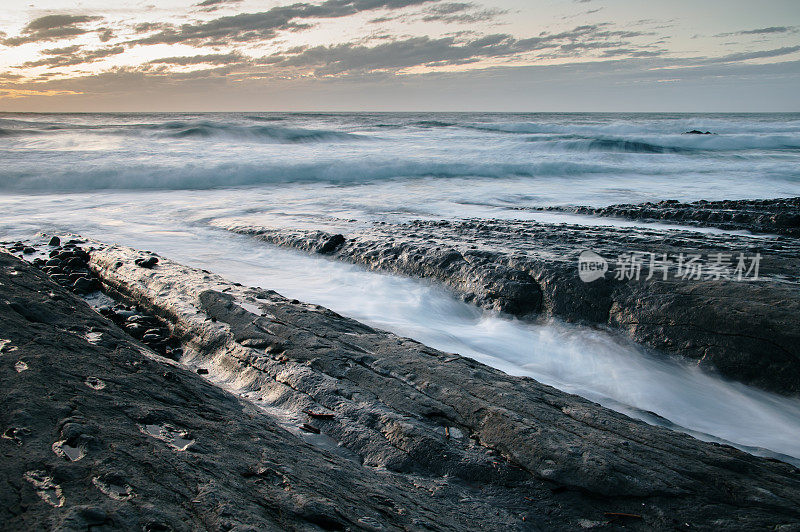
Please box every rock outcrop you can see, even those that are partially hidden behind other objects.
[222,219,800,395]
[533,197,800,237]
[4,242,800,530]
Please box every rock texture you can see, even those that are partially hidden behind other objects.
[3,251,544,531]
[5,243,800,530]
[533,197,800,237]
[222,219,800,395]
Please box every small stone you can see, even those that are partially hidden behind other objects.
[48,236,61,246]
[72,277,96,293]
[141,333,163,343]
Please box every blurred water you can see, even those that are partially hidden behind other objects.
[1,112,800,464]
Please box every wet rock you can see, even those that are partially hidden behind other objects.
[57,506,109,530]
[48,236,61,247]
[4,251,536,531]
[318,233,345,254]
[134,256,159,269]
[544,197,800,237]
[224,218,800,395]
[85,244,800,529]
[71,277,96,294]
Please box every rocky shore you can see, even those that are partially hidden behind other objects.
[531,197,800,237]
[3,241,800,530]
[222,214,800,396]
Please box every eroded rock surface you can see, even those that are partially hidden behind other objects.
[533,197,800,236]
[223,219,800,395]
[85,244,800,529]
[5,243,800,530]
[0,252,541,530]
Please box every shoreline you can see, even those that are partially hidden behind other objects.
[221,199,800,396]
[3,239,800,529]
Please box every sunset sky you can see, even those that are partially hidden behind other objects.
[1,0,799,111]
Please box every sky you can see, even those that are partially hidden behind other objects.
[0,0,798,111]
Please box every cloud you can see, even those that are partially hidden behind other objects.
[0,72,24,81]
[262,25,661,75]
[420,2,506,23]
[24,15,101,31]
[714,26,797,37]
[21,46,125,68]
[739,26,795,35]
[147,53,246,66]
[0,88,83,100]
[708,45,800,63]
[2,14,103,46]
[98,28,115,42]
[131,0,436,46]
[41,45,82,56]
[195,0,244,12]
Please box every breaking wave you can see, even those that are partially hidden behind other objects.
[0,119,363,143]
[546,137,691,154]
[0,160,618,192]
[150,121,363,142]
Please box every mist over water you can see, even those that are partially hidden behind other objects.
[2,112,800,464]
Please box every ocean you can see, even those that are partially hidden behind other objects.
[2,112,800,463]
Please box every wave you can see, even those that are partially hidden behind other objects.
[555,138,692,154]
[145,121,364,143]
[0,160,619,192]
[464,119,800,136]
[520,132,800,152]
[0,119,363,144]
[412,120,457,128]
[247,116,287,122]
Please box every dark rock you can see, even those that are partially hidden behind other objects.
[124,324,147,339]
[552,197,800,237]
[66,257,87,269]
[196,368,209,375]
[48,236,60,247]
[134,256,159,269]
[83,245,800,529]
[141,333,164,343]
[71,277,96,293]
[226,218,800,395]
[318,233,346,254]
